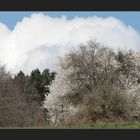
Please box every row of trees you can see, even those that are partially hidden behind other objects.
[0,66,55,127]
[1,40,140,127]
[44,41,140,127]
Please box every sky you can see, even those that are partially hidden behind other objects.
[0,12,140,74]
[0,12,140,31]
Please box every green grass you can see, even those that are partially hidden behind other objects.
[1,121,140,128]
[53,121,140,129]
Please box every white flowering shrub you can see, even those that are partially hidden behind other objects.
[44,40,140,126]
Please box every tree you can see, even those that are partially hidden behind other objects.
[0,65,46,127]
[30,68,56,103]
[42,69,56,95]
[44,40,140,126]
[13,71,26,94]
[30,68,44,102]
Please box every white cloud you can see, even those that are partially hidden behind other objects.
[0,12,140,74]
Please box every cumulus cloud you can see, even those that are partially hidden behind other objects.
[0,12,140,74]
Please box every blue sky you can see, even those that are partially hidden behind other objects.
[0,12,140,32]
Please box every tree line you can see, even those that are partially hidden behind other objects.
[1,40,140,127]
[0,66,55,127]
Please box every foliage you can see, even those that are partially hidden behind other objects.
[44,40,140,126]
[0,65,55,127]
